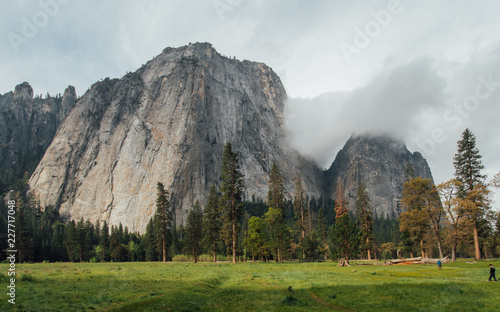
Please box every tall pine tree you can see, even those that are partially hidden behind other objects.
[355,182,374,260]
[293,177,307,260]
[330,182,358,263]
[453,128,491,260]
[155,182,173,262]
[185,201,203,263]
[220,143,244,263]
[203,184,220,262]
[265,163,289,263]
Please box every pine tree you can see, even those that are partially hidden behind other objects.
[50,221,66,262]
[143,218,158,261]
[203,184,220,262]
[316,207,329,261]
[76,218,87,262]
[64,220,77,262]
[330,183,358,263]
[155,182,173,262]
[185,201,203,263]
[453,128,491,260]
[220,143,244,263]
[453,128,486,196]
[329,213,359,262]
[100,221,110,262]
[109,225,121,262]
[265,163,289,263]
[355,182,374,260]
[293,177,307,260]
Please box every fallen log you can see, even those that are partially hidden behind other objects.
[388,256,449,265]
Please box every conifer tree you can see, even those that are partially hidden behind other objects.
[143,218,158,261]
[76,218,87,262]
[64,220,77,262]
[330,183,358,263]
[100,221,110,262]
[453,128,491,259]
[453,128,486,195]
[293,177,307,260]
[317,206,329,261]
[203,184,220,262]
[220,143,244,263]
[355,182,374,260]
[185,201,203,263]
[155,182,173,262]
[265,163,289,263]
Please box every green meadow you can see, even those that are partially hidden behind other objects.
[1,260,499,311]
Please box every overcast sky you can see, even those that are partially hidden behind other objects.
[2,0,500,207]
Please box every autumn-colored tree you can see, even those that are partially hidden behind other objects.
[334,180,348,219]
[355,182,374,260]
[437,179,470,262]
[400,177,436,258]
[490,172,500,188]
[220,143,244,263]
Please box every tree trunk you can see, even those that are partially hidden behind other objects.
[301,205,305,260]
[232,214,237,263]
[367,237,372,261]
[420,239,425,258]
[162,232,166,263]
[473,224,480,260]
[451,245,456,262]
[436,238,444,259]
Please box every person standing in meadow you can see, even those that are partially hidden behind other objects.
[488,264,496,282]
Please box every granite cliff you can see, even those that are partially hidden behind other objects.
[325,134,433,217]
[0,82,76,169]
[28,43,323,232]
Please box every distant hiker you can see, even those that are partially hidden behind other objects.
[489,264,496,282]
[437,260,442,270]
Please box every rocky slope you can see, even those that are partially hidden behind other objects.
[28,43,323,232]
[325,134,433,218]
[0,82,76,169]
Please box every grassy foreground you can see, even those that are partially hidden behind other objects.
[1,260,499,311]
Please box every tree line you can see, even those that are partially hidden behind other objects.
[1,129,498,263]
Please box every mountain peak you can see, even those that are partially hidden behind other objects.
[13,82,33,100]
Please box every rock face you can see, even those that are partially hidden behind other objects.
[28,43,323,232]
[0,82,76,169]
[27,43,435,232]
[325,134,433,218]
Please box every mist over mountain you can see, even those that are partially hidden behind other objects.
[0,43,434,232]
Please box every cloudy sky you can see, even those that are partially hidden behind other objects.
[2,0,500,206]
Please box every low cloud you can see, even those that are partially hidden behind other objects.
[285,48,500,206]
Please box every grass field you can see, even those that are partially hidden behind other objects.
[1,260,499,311]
